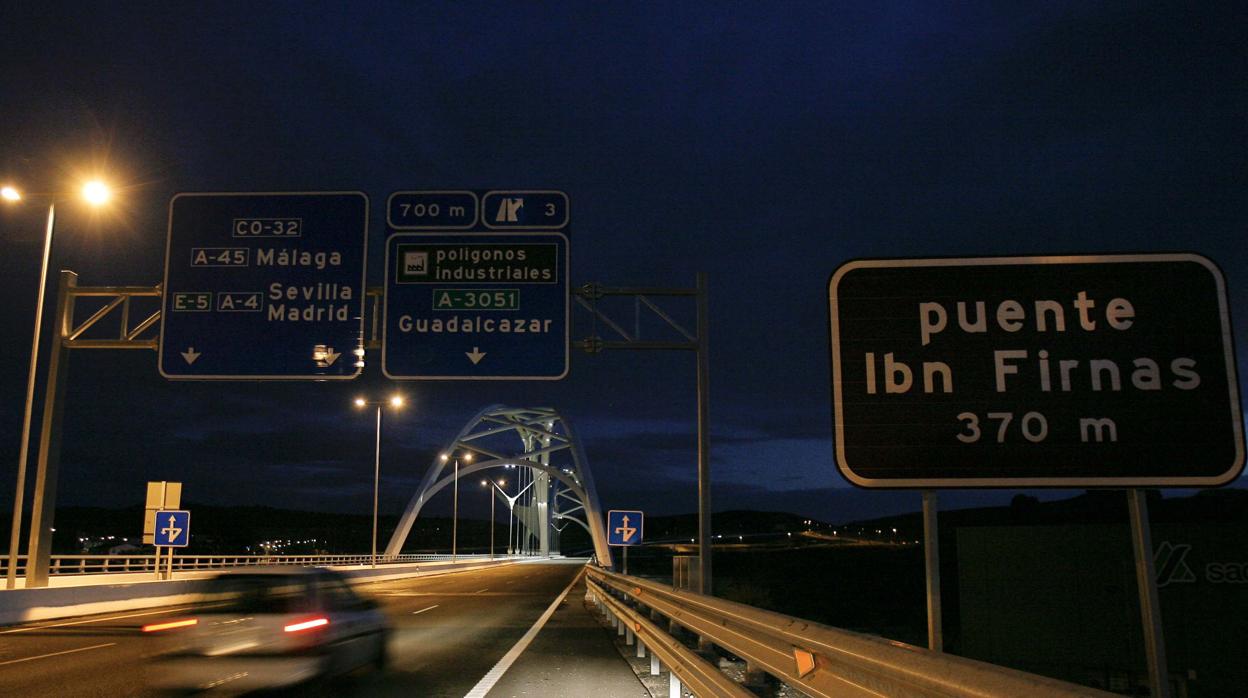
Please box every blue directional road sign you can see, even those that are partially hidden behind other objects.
[607,510,643,546]
[154,510,190,547]
[159,192,368,380]
[383,232,569,379]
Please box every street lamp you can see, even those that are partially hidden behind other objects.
[354,394,405,567]
[442,451,473,561]
[482,478,505,560]
[3,179,113,589]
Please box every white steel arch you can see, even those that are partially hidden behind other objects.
[383,405,612,565]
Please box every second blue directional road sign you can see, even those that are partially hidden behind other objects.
[607,510,644,546]
[153,510,191,547]
[159,192,369,380]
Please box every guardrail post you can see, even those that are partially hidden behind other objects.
[650,653,660,676]
[636,638,646,658]
[626,624,635,645]
[744,661,772,696]
[668,671,682,698]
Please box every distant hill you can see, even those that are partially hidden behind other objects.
[2,488,1241,555]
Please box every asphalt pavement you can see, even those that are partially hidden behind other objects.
[0,558,639,697]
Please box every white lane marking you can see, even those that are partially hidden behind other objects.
[0,604,219,635]
[462,568,583,698]
[474,588,489,594]
[411,605,439,615]
[0,642,116,666]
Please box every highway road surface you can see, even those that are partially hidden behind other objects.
[0,558,632,697]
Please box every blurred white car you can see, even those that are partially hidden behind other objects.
[146,566,388,692]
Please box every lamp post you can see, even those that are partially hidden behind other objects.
[355,395,404,568]
[482,478,505,560]
[443,451,473,562]
[496,476,532,557]
[3,180,112,589]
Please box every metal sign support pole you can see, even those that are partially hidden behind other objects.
[922,490,943,652]
[6,204,55,590]
[623,545,629,576]
[154,546,162,581]
[695,272,712,595]
[25,271,76,588]
[1128,489,1170,698]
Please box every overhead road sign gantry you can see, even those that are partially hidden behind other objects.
[827,253,1244,488]
[159,192,369,380]
[607,510,643,546]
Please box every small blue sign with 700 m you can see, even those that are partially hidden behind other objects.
[384,190,569,380]
[159,192,368,380]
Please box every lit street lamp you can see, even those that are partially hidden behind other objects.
[355,394,404,567]
[4,179,113,589]
[442,451,473,561]
[482,478,505,560]
[495,476,533,557]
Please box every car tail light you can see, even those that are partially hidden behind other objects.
[283,617,329,633]
[142,618,198,632]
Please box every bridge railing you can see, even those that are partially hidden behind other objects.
[5,553,501,577]
[586,565,1114,698]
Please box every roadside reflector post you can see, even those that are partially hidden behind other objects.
[1129,489,1171,698]
[626,625,634,645]
[923,490,943,652]
[636,637,646,658]
[650,652,660,676]
[669,671,682,698]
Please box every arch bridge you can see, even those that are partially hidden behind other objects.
[384,405,612,566]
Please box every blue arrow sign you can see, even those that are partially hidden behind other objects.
[154,510,190,547]
[382,231,569,379]
[159,192,369,380]
[607,510,643,546]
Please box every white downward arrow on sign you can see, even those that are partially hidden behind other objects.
[466,347,486,365]
[181,347,201,364]
[323,348,340,366]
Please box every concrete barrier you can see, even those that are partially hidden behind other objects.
[0,557,521,627]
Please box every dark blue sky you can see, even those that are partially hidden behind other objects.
[1,2,1244,525]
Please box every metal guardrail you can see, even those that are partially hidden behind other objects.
[5,553,501,577]
[586,566,1115,698]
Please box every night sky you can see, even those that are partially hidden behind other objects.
[0,2,1244,529]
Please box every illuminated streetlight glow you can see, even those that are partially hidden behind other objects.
[1,186,20,202]
[82,180,111,206]
[390,395,404,408]
[354,397,366,407]
[440,453,449,462]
